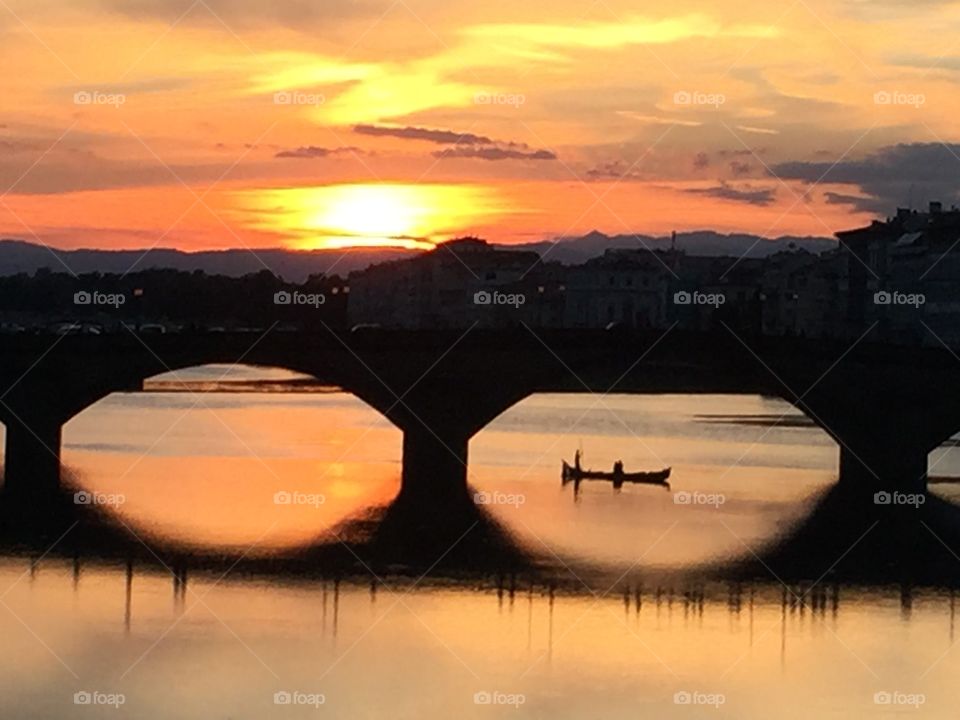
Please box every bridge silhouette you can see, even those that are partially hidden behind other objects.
[1,328,959,522]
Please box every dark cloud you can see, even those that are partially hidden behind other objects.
[824,191,872,207]
[585,160,648,181]
[432,147,556,161]
[274,145,362,159]
[772,142,960,213]
[684,182,777,206]
[353,124,494,146]
[355,124,556,162]
[693,152,710,170]
[730,160,752,177]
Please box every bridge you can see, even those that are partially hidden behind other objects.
[1,328,959,519]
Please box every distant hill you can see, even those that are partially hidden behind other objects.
[0,240,412,282]
[0,231,836,280]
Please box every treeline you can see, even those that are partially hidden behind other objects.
[0,268,349,328]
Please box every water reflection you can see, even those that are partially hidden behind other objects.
[2,558,960,719]
[4,369,960,717]
[51,374,842,569]
[0,371,957,584]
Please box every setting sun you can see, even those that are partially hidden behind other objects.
[232,183,504,249]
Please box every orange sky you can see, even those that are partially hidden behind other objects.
[1,0,959,251]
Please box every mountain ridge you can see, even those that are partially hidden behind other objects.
[0,231,837,282]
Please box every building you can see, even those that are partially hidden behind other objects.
[836,202,960,346]
[347,238,563,329]
[759,247,844,339]
[562,248,674,329]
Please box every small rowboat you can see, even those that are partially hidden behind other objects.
[562,460,671,491]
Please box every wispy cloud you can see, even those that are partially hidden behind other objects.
[684,182,777,206]
[274,145,363,159]
[354,124,556,162]
[432,146,556,161]
[353,125,494,145]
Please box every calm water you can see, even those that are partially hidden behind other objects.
[1,364,959,718]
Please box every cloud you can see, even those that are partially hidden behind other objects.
[353,124,494,145]
[718,148,765,157]
[684,182,777,206]
[616,111,702,127]
[432,147,556,161]
[585,160,649,181]
[61,77,192,96]
[274,145,362,159]
[97,0,378,27]
[735,125,779,136]
[355,123,556,162]
[465,15,778,53]
[772,142,960,213]
[889,52,960,72]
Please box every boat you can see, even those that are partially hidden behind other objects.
[561,458,671,492]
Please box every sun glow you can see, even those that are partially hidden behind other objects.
[233,183,503,249]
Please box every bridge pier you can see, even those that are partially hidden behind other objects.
[3,415,63,505]
[398,426,471,509]
[838,444,927,495]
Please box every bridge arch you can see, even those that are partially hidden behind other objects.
[468,390,838,566]
[928,426,960,498]
[59,363,403,549]
[0,336,413,494]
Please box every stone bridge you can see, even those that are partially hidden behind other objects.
[1,328,958,513]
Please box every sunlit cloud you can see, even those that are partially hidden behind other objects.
[736,125,780,135]
[248,54,378,93]
[463,14,780,52]
[616,111,702,127]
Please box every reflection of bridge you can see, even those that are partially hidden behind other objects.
[1,329,959,514]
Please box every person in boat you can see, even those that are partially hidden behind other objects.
[574,449,582,472]
[613,460,624,475]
